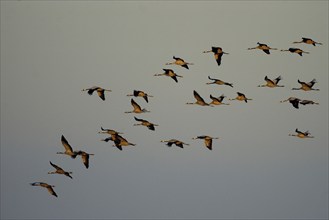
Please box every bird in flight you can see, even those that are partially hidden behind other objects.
[127,90,153,103]
[82,86,112,101]
[161,139,189,148]
[289,128,314,138]
[203,47,229,66]
[280,48,309,56]
[48,161,73,179]
[258,76,284,88]
[30,182,58,197]
[154,69,183,83]
[166,56,194,69]
[192,136,219,150]
[248,42,277,54]
[293,37,322,46]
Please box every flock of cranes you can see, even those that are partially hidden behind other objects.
[30,37,322,197]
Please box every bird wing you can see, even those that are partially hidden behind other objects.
[215,53,223,66]
[87,86,98,95]
[46,186,58,197]
[171,75,178,83]
[147,124,155,131]
[133,90,140,96]
[131,99,142,111]
[175,141,184,148]
[143,95,149,103]
[97,90,105,101]
[49,161,62,171]
[291,100,299,109]
[205,138,213,150]
[237,92,245,97]
[134,116,146,122]
[181,64,189,69]
[81,154,89,169]
[273,76,282,84]
[193,90,206,103]
[61,135,74,153]
[263,49,270,54]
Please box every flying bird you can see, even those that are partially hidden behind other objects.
[203,47,229,66]
[229,92,252,103]
[192,136,219,150]
[280,97,301,109]
[293,37,322,46]
[209,94,229,105]
[57,135,78,159]
[258,76,284,88]
[30,182,57,197]
[82,86,112,101]
[133,117,158,131]
[280,48,309,56]
[154,69,183,83]
[289,128,314,138]
[248,42,277,54]
[207,76,233,87]
[76,150,94,169]
[292,79,319,91]
[48,161,73,179]
[125,98,150,113]
[166,56,193,69]
[160,139,189,148]
[127,90,153,103]
[186,90,212,106]
[112,134,136,151]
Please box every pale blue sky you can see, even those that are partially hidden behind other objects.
[1,1,328,219]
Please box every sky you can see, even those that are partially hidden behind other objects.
[1,1,328,219]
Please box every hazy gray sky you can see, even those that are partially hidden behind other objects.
[1,1,328,219]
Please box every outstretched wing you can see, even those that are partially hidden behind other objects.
[61,135,74,153]
[131,99,142,111]
[46,186,58,197]
[97,90,105,101]
[193,90,206,103]
[49,161,62,171]
[134,116,146,122]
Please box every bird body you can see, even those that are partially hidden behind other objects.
[154,69,182,83]
[30,182,57,197]
[57,135,78,158]
[82,86,112,101]
[125,98,150,113]
[166,56,193,69]
[258,76,284,88]
[207,76,233,87]
[127,90,153,103]
[229,92,252,103]
[161,139,189,148]
[293,37,322,46]
[289,128,314,138]
[48,161,73,179]
[248,42,277,54]
[133,117,158,131]
[280,48,309,56]
[186,90,212,106]
[209,94,229,105]
[292,79,319,91]
[203,47,229,66]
